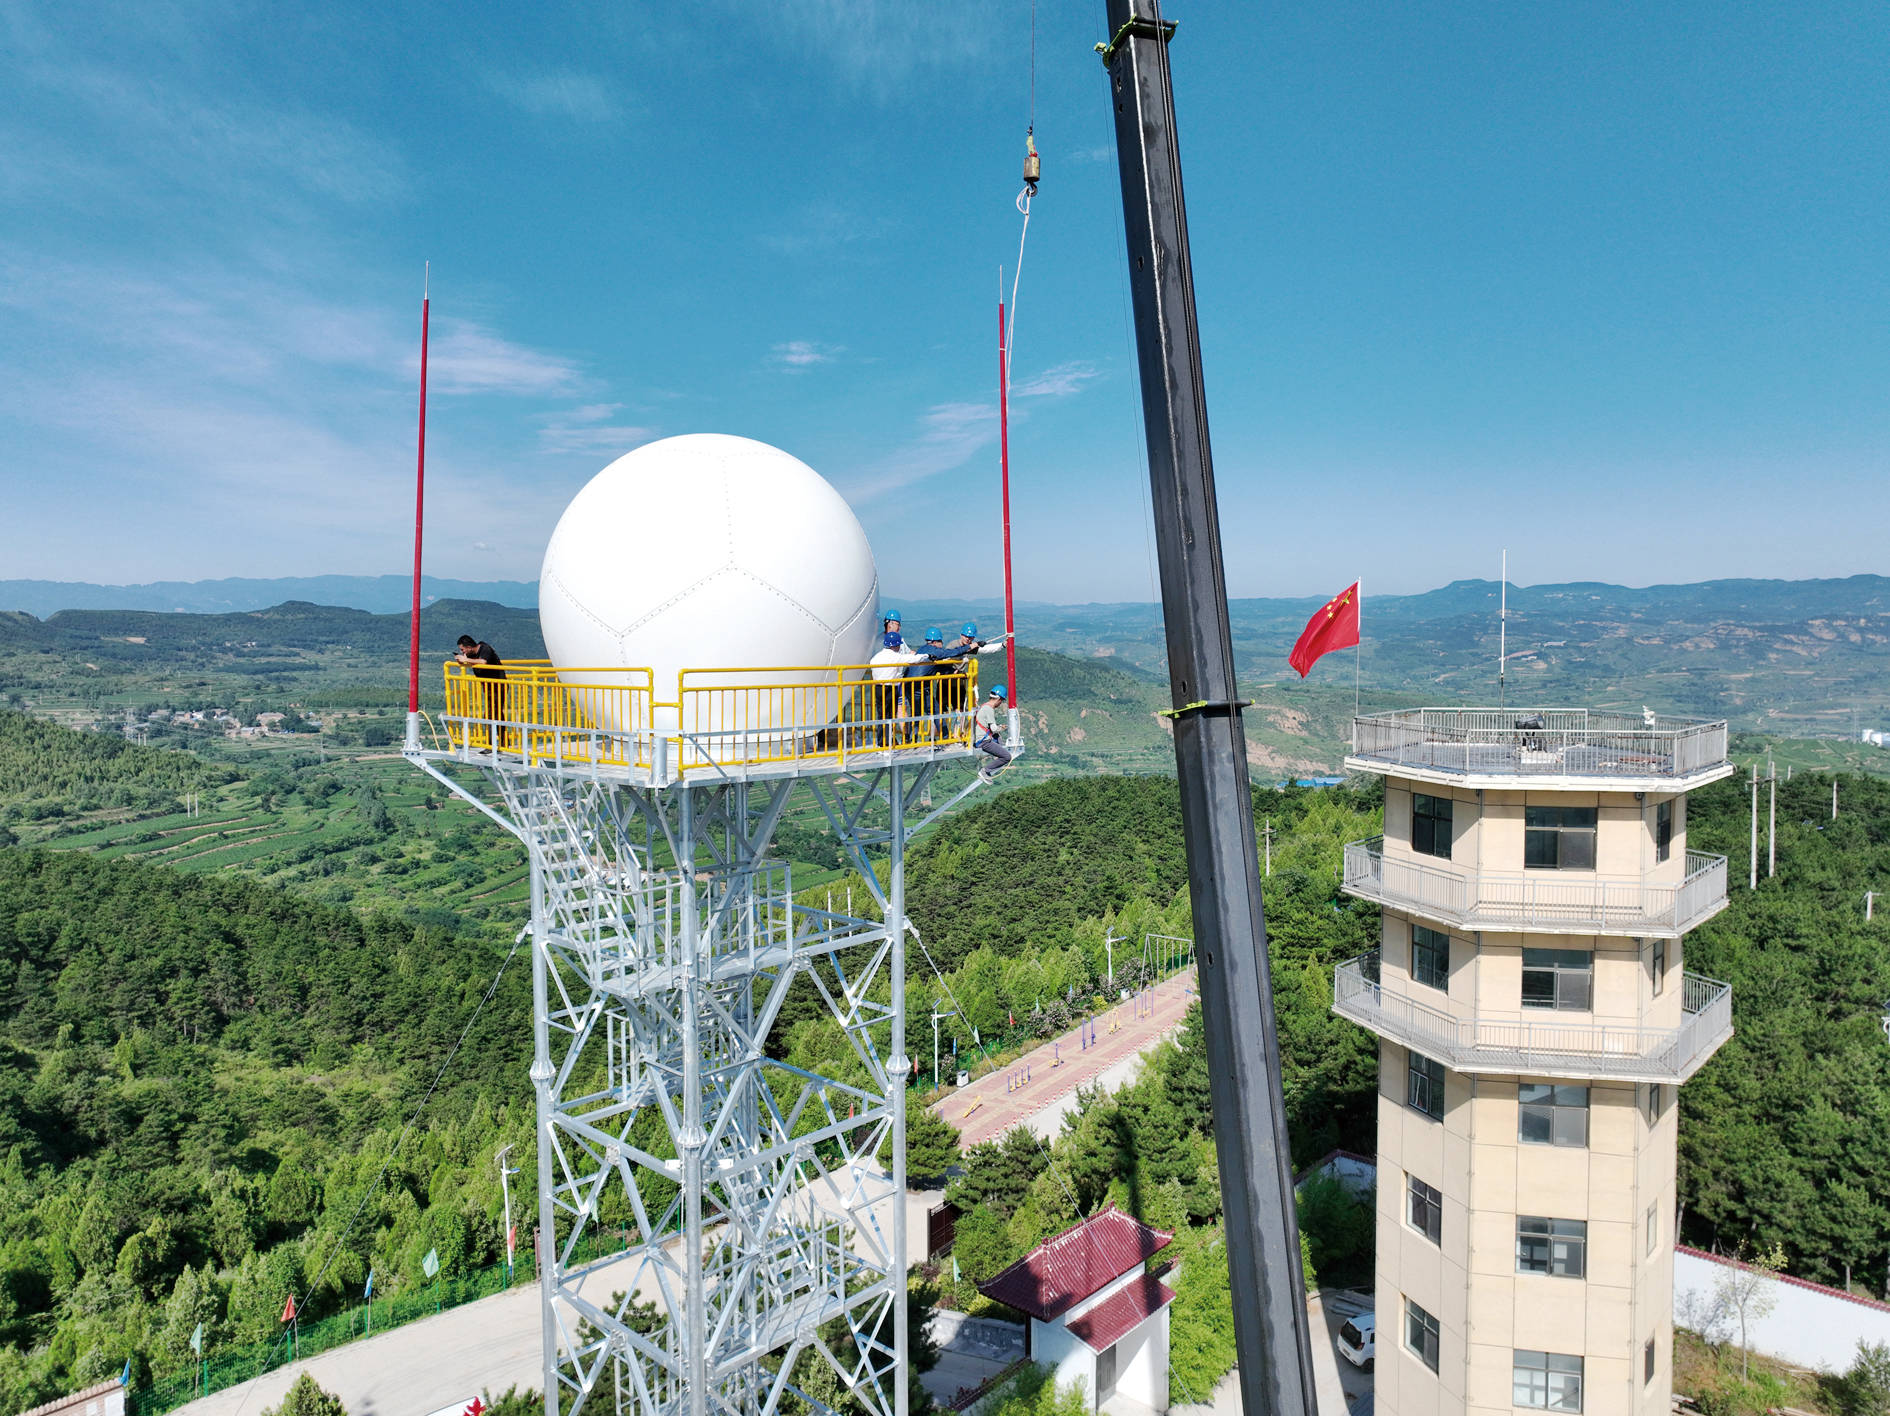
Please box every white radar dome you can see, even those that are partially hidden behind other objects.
[539,434,880,759]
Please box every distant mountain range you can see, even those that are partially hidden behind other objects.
[9,572,1887,626]
[0,575,539,617]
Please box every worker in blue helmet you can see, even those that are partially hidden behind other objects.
[870,611,921,745]
[974,683,1013,782]
[904,621,1008,740]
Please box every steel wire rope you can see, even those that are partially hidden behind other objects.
[219,926,527,1414]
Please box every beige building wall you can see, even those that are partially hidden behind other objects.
[1374,1040,1677,1416]
[1370,770,1697,1416]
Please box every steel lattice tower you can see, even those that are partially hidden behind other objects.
[411,691,987,1416]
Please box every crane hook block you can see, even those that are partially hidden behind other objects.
[1022,131,1041,191]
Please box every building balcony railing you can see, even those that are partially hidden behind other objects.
[1332,951,1734,1083]
[1341,837,1728,938]
[1348,707,1729,783]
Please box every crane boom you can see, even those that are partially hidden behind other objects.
[1100,4,1321,1412]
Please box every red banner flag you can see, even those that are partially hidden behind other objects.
[1289,582,1361,678]
[281,1294,297,1323]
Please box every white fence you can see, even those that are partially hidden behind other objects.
[1675,1245,1890,1372]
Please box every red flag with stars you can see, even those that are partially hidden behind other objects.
[1289,582,1361,678]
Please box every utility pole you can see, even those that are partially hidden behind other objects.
[1833,777,1839,820]
[1749,765,1758,891]
[496,1144,519,1282]
[1767,762,1776,878]
[1263,815,1274,877]
[1101,5,1319,1413]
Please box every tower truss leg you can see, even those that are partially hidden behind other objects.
[415,759,932,1416]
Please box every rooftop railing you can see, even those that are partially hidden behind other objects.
[1341,837,1727,937]
[437,659,984,782]
[1332,950,1734,1083]
[1349,708,1729,780]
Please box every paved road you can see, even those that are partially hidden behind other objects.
[934,969,1198,1150]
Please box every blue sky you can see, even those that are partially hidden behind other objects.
[2,2,1885,602]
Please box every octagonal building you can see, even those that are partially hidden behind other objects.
[1334,708,1736,1416]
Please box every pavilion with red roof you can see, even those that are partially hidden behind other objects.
[976,1206,1176,1412]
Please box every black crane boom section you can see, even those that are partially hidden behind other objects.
[1100,3,1322,1412]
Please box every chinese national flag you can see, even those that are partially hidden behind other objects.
[281,1294,297,1323]
[1289,582,1361,678]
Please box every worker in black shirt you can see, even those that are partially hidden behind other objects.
[455,635,505,748]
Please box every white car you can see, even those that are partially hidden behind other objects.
[1337,1311,1375,1370]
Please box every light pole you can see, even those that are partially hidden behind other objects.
[496,1144,519,1282]
[931,1007,958,1098]
[1105,929,1121,987]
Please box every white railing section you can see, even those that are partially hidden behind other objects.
[1332,951,1734,1083]
[1350,707,1729,779]
[1341,837,1728,936]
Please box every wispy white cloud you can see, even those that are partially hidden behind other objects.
[1068,145,1114,165]
[483,70,620,124]
[761,201,890,256]
[537,404,655,455]
[426,320,584,396]
[844,361,1103,503]
[1012,361,1100,399]
[769,340,842,370]
[21,61,405,207]
[725,1,993,98]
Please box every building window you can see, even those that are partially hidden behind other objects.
[1641,1082,1666,1125]
[1405,1298,1441,1373]
[1408,1175,1443,1245]
[1411,925,1450,991]
[1518,1083,1589,1147]
[1524,806,1597,870]
[1407,1051,1446,1121]
[1413,793,1454,859]
[1655,799,1674,864]
[1651,938,1667,997]
[1516,1216,1587,1277]
[1645,1203,1659,1256]
[1515,1351,1584,1411]
[1522,949,1593,1011]
[1645,1337,1657,1383]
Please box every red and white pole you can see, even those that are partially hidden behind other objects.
[405,268,430,749]
[998,299,1018,741]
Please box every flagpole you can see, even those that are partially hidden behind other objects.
[1353,576,1362,720]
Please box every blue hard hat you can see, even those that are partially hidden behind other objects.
[883,609,902,624]
[961,621,978,637]
[990,683,1007,699]
[926,626,944,642]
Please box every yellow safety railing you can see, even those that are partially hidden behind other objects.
[442,663,657,770]
[441,658,982,777]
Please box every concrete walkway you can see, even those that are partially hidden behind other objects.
[173,1186,944,1416]
[933,969,1197,1150]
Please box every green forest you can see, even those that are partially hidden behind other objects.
[0,693,1886,1407]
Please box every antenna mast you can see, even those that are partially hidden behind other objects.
[405,264,430,750]
[1499,548,1507,707]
